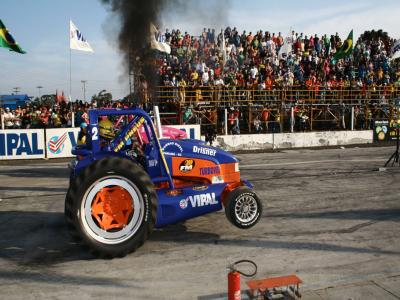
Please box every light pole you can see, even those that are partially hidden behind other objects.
[13,87,20,95]
[81,80,87,102]
[36,86,43,99]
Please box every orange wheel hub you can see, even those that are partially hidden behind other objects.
[91,186,134,230]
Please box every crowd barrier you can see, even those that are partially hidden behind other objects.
[0,129,46,160]
[214,130,373,151]
[154,85,400,134]
[0,125,201,160]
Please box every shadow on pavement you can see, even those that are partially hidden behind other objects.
[0,270,131,287]
[1,208,399,267]
[268,208,400,221]
[0,166,69,179]
[0,211,93,265]
[0,186,67,193]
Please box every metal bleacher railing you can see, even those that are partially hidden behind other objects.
[154,85,400,134]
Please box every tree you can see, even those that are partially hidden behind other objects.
[357,29,391,53]
[91,90,113,106]
[30,94,56,107]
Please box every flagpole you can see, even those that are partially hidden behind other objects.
[69,20,74,127]
[68,19,93,127]
[69,48,72,100]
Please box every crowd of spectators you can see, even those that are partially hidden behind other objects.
[0,100,127,129]
[2,27,400,131]
[155,27,400,91]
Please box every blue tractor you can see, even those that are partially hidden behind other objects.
[65,108,262,257]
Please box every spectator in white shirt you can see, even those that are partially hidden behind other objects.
[3,107,15,129]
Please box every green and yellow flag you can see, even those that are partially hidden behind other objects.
[0,19,26,54]
[332,30,353,62]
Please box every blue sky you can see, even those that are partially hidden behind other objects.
[0,0,399,100]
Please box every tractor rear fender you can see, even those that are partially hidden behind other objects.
[221,180,254,206]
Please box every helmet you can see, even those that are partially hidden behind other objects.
[99,119,115,139]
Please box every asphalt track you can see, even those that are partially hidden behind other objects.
[0,146,400,299]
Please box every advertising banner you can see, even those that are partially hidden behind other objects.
[0,129,45,160]
[167,125,201,140]
[374,120,399,142]
[45,128,80,159]
[374,120,390,142]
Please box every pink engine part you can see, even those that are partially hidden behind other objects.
[139,125,188,143]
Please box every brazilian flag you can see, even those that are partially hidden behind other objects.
[333,30,353,61]
[0,19,26,54]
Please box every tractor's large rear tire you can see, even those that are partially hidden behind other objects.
[225,186,262,229]
[64,157,157,258]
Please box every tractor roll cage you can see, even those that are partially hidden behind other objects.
[87,108,174,189]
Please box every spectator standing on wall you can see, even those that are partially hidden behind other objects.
[39,107,50,128]
[51,108,62,128]
[21,107,31,129]
[3,107,15,129]
[253,115,262,133]
[261,106,270,132]
[228,107,240,134]
[183,106,194,124]
[13,109,21,129]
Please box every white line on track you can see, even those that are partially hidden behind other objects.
[240,158,387,168]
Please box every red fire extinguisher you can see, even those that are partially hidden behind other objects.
[227,260,257,300]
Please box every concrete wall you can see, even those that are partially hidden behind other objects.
[214,130,373,151]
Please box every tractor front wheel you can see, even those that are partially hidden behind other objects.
[225,187,262,229]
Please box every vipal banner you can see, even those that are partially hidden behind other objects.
[0,129,45,160]
[45,128,80,158]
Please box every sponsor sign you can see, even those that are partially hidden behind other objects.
[374,120,389,142]
[162,141,184,156]
[374,120,399,142]
[0,129,45,160]
[179,192,217,209]
[200,166,221,176]
[148,159,158,167]
[193,145,216,156]
[46,128,80,158]
[179,198,188,209]
[167,125,201,140]
[179,159,195,173]
[192,185,208,191]
[114,117,145,152]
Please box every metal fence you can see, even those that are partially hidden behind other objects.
[154,85,400,134]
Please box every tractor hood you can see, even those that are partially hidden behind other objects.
[159,139,238,165]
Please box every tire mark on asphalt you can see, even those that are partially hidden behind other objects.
[260,220,381,237]
[0,193,66,201]
[247,168,378,182]
[371,280,400,299]
[240,158,387,168]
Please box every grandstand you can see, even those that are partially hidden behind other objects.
[123,28,396,133]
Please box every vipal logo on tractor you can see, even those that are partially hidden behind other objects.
[65,108,262,258]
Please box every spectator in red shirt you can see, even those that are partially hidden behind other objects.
[39,107,50,128]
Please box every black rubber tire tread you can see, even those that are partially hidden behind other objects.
[225,186,262,229]
[64,157,157,258]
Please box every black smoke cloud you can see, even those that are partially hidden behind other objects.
[101,0,231,99]
[101,0,169,99]
[101,0,168,58]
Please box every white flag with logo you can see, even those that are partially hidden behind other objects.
[70,20,94,53]
[391,39,400,60]
[149,23,171,54]
[279,36,292,59]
